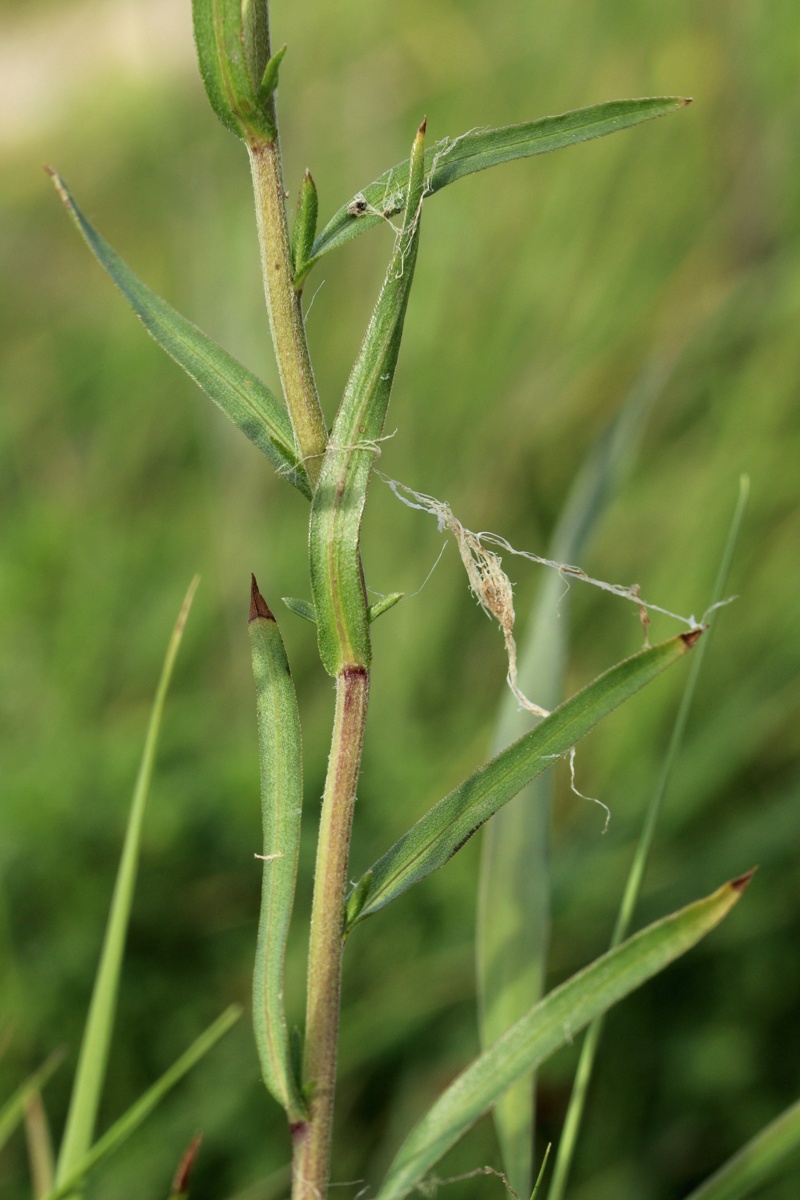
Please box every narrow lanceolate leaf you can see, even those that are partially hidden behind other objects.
[192,0,276,143]
[476,378,657,1197]
[682,1096,800,1200]
[48,172,310,500]
[249,577,306,1122]
[291,171,319,287]
[309,121,427,676]
[54,579,199,1190]
[375,875,751,1200]
[308,98,690,270]
[47,1006,240,1200]
[346,631,701,929]
[0,1051,64,1156]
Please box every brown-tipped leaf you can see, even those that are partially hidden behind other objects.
[347,631,700,929]
[375,875,747,1200]
[169,1133,202,1199]
[249,580,306,1121]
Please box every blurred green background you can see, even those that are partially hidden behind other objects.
[2,1,799,1197]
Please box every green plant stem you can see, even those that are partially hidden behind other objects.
[248,139,328,488]
[293,667,370,1200]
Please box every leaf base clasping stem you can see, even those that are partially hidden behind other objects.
[248,141,328,488]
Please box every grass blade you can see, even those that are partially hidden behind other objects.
[308,98,690,271]
[0,1050,64,1156]
[24,1090,56,1199]
[476,379,656,1196]
[531,1144,552,1199]
[48,172,311,499]
[249,578,306,1122]
[346,631,701,930]
[46,1006,240,1200]
[682,1096,800,1200]
[375,874,750,1200]
[54,578,200,1189]
[547,476,750,1200]
[309,120,427,676]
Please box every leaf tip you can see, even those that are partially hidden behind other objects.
[680,626,705,650]
[368,591,405,623]
[171,1133,203,1197]
[45,166,70,206]
[680,97,694,107]
[175,575,201,637]
[249,574,275,622]
[731,866,757,894]
[418,116,428,136]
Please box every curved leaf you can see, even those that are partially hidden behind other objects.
[249,578,306,1122]
[346,631,701,930]
[375,875,750,1200]
[309,97,690,271]
[48,171,310,500]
